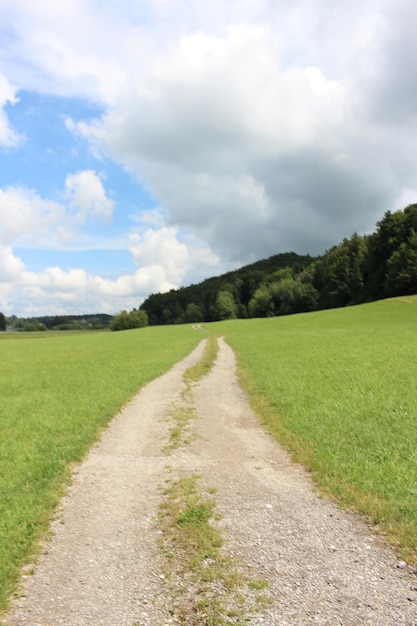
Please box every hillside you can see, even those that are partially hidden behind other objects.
[141,204,417,324]
[141,252,316,325]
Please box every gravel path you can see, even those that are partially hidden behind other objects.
[5,337,416,625]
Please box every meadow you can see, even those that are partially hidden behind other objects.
[1,297,417,614]
[0,326,201,613]
[212,296,417,565]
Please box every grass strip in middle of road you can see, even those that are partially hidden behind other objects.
[164,336,219,453]
[159,473,250,625]
[184,335,219,384]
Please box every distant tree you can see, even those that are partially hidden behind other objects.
[215,290,238,320]
[365,204,417,299]
[52,322,84,331]
[130,309,149,328]
[9,316,26,329]
[385,229,417,296]
[160,307,174,324]
[0,312,6,331]
[248,284,274,317]
[262,267,294,286]
[172,301,185,323]
[51,316,70,329]
[110,308,148,331]
[183,303,204,323]
[21,322,47,332]
[314,233,367,309]
[110,310,129,331]
[249,277,319,318]
[271,278,319,315]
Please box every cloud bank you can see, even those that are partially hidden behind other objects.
[1,0,417,315]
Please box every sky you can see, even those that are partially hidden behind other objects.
[1,0,417,317]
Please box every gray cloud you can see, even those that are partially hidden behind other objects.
[73,1,417,271]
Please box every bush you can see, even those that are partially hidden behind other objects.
[110,309,149,331]
[20,323,47,332]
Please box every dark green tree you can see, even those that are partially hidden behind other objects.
[385,229,417,296]
[215,290,238,320]
[365,204,417,299]
[0,312,6,331]
[249,277,319,317]
[183,303,204,323]
[271,278,319,315]
[248,284,274,317]
[314,233,367,308]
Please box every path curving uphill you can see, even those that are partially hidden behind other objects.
[5,338,416,625]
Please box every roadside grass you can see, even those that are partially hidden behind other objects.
[0,326,202,614]
[209,297,417,565]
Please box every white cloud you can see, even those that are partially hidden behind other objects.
[1,0,281,105]
[0,171,115,251]
[0,260,173,316]
[65,170,114,222]
[0,186,64,246]
[24,266,89,290]
[0,246,25,281]
[5,263,177,317]
[0,74,21,146]
[128,225,223,286]
[128,227,189,282]
[74,25,345,167]
[91,266,174,298]
[0,195,223,316]
[67,23,361,260]
[0,1,140,104]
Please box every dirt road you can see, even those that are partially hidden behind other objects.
[5,338,416,625]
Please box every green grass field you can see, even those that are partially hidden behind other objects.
[211,296,417,565]
[1,297,416,615]
[0,326,201,613]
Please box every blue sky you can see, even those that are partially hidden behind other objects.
[1,0,417,316]
[3,91,154,275]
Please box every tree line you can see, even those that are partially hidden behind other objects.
[1,204,416,331]
[3,314,113,332]
[140,204,417,324]
[0,311,148,333]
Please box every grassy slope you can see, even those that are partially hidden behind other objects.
[210,297,417,564]
[0,326,201,613]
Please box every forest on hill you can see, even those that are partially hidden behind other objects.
[2,204,416,331]
[140,204,417,325]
